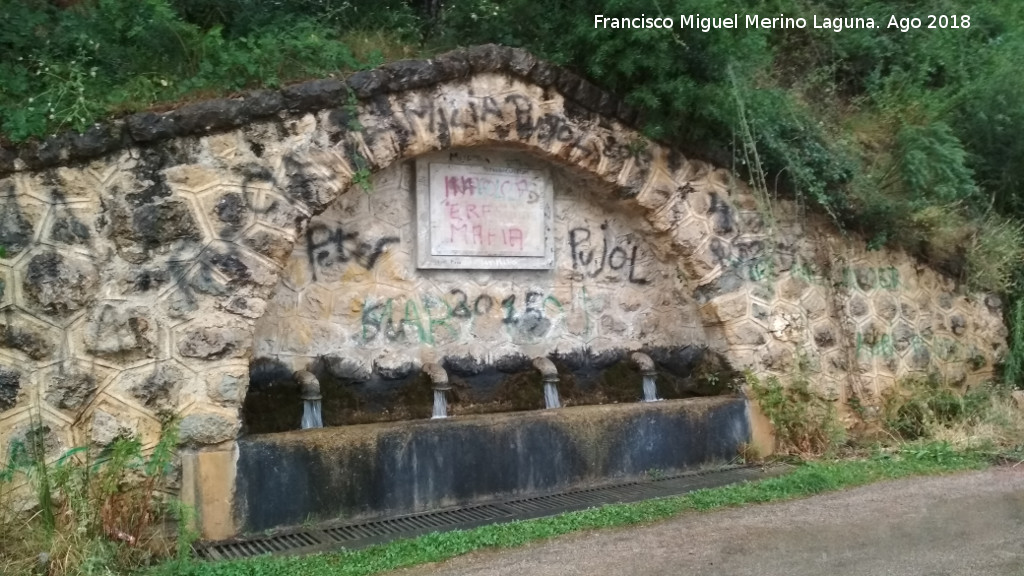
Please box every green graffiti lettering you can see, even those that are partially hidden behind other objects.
[747,258,775,283]
[361,298,393,342]
[422,293,458,342]
[543,295,563,312]
[402,300,429,344]
[792,261,821,285]
[840,266,855,288]
[879,267,900,290]
[856,331,895,358]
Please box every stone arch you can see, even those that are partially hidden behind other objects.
[211,67,737,437]
[0,45,1006,453]
[245,145,720,431]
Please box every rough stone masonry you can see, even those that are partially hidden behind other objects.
[0,45,1006,462]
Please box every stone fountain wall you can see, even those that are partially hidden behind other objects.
[253,149,703,393]
[0,45,1006,479]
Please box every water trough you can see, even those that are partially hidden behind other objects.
[233,394,750,533]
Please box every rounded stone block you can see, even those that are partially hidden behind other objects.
[220,296,268,320]
[891,321,918,354]
[252,190,310,233]
[634,180,681,216]
[671,214,711,255]
[180,411,240,445]
[20,250,98,319]
[873,293,899,323]
[846,295,870,319]
[811,320,838,350]
[175,321,253,361]
[89,408,137,446]
[46,167,104,199]
[162,164,224,193]
[0,266,10,308]
[368,171,413,229]
[108,199,205,264]
[700,293,749,325]
[899,297,919,321]
[84,304,159,363]
[44,203,97,247]
[205,365,249,407]
[373,354,420,380]
[296,284,334,321]
[113,363,188,412]
[761,342,796,373]
[42,363,108,414]
[768,303,806,342]
[778,275,810,302]
[5,416,68,460]
[801,289,828,321]
[242,226,297,266]
[722,320,768,347]
[0,363,23,413]
[0,186,47,260]
[0,311,61,361]
[198,187,257,241]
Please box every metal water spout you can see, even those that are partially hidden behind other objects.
[533,357,560,409]
[296,370,324,429]
[631,352,660,402]
[424,363,451,419]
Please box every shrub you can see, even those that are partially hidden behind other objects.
[877,376,1024,450]
[0,0,378,140]
[746,371,844,457]
[0,419,186,576]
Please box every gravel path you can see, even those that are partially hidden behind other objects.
[393,467,1024,576]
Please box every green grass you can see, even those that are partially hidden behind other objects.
[149,442,989,576]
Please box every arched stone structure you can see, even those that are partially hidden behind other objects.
[0,45,1006,471]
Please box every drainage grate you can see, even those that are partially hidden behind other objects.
[194,464,784,561]
[322,504,509,544]
[201,531,323,560]
[497,481,639,515]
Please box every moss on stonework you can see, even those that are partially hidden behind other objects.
[599,360,645,403]
[493,370,545,411]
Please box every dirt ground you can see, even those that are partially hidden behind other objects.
[393,467,1024,576]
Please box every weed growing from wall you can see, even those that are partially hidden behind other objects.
[745,371,845,457]
[0,419,187,576]
[343,90,373,193]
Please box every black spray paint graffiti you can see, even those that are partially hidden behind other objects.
[305,224,399,280]
[0,182,33,258]
[377,92,650,172]
[707,192,736,235]
[709,236,901,293]
[361,289,564,344]
[47,187,92,246]
[498,290,563,337]
[568,223,648,284]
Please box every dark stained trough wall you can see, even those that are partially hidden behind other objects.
[234,396,750,533]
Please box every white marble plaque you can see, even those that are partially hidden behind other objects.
[416,154,554,269]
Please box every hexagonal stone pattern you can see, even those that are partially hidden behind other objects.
[0,60,1008,464]
[253,152,695,376]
